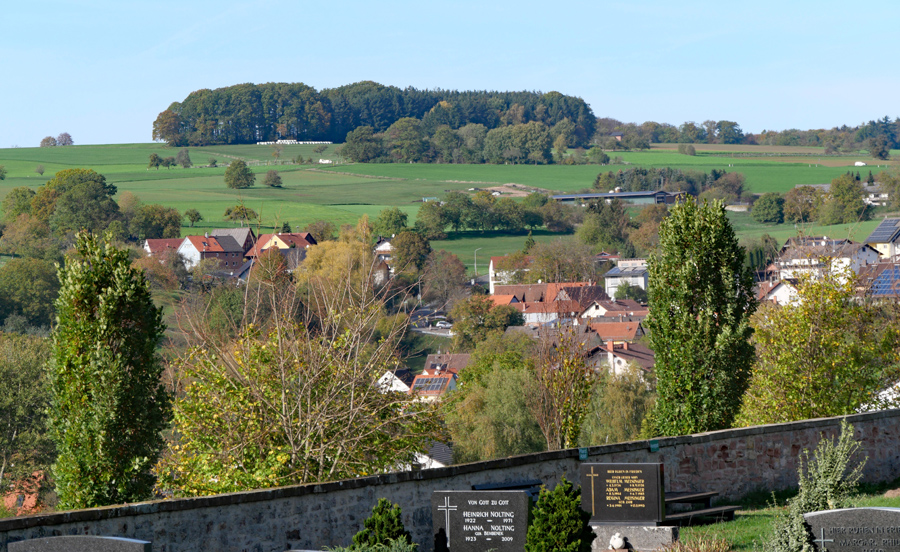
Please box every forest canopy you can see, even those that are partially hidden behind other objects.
[152,81,596,148]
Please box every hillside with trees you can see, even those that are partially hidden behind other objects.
[152,81,595,149]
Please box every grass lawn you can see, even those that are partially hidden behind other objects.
[431,229,570,274]
[679,481,900,552]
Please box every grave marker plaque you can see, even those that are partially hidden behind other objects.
[580,463,665,525]
[805,507,900,552]
[432,490,530,552]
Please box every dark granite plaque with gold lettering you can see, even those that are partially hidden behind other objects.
[580,463,665,525]
[432,490,530,552]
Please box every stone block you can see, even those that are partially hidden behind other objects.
[590,525,678,552]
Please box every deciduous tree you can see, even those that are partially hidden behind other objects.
[49,233,171,508]
[0,257,59,329]
[450,295,524,351]
[751,193,785,224]
[2,186,35,224]
[224,159,255,189]
[0,334,53,504]
[184,208,203,227]
[784,185,823,223]
[176,148,192,168]
[373,206,408,237]
[645,199,756,436]
[56,132,73,146]
[304,220,336,242]
[263,169,282,187]
[39,136,57,148]
[528,325,598,450]
[155,277,442,495]
[738,272,900,425]
[223,204,258,225]
[391,230,431,273]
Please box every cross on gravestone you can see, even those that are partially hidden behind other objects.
[432,490,530,552]
[580,463,665,526]
[438,495,459,548]
[804,507,900,552]
[813,527,834,552]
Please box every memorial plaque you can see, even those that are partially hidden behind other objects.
[805,508,900,552]
[9,536,152,552]
[432,490,530,552]
[580,463,665,525]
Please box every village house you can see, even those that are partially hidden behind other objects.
[776,237,879,281]
[865,218,900,260]
[143,238,184,257]
[603,259,649,298]
[579,299,648,321]
[177,234,245,269]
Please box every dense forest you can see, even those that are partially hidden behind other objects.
[152,81,596,148]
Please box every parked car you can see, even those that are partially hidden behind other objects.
[435,321,453,329]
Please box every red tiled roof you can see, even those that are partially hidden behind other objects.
[589,321,643,341]
[423,353,471,375]
[245,233,275,258]
[489,295,518,307]
[145,238,184,255]
[184,235,225,253]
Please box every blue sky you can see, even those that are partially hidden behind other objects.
[2,0,897,146]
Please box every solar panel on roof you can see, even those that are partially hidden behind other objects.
[871,266,900,296]
[866,219,900,243]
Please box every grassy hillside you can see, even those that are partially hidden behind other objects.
[0,143,893,268]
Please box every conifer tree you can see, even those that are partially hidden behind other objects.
[526,477,594,552]
[49,232,171,508]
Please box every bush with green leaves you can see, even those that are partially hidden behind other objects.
[526,476,594,552]
[330,539,417,552]
[352,498,412,549]
[767,420,866,552]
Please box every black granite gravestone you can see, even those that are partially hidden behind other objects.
[9,536,152,552]
[805,507,900,552]
[432,490,530,552]
[580,463,665,525]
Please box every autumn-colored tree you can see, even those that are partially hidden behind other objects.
[421,250,468,309]
[56,132,73,146]
[527,325,599,450]
[784,185,824,223]
[156,272,442,496]
[738,271,900,426]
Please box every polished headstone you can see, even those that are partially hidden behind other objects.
[432,490,530,552]
[805,507,900,552]
[580,463,665,526]
[9,536,152,552]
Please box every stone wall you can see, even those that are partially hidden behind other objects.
[2,410,899,552]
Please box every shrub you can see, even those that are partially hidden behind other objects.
[330,539,417,552]
[352,498,412,549]
[767,420,866,552]
[526,476,594,552]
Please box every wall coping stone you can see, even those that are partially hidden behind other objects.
[2,409,895,533]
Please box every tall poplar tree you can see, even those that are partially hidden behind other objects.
[49,232,171,508]
[645,199,756,436]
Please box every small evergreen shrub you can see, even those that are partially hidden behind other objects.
[352,498,412,549]
[767,420,866,552]
[526,476,595,552]
[331,538,417,552]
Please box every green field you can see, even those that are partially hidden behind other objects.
[0,143,894,268]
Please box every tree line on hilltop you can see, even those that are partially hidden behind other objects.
[152,80,900,161]
[152,81,595,149]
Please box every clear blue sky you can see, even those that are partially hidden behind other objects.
[2,0,897,147]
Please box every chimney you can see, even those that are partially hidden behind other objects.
[606,340,615,351]
[622,342,629,350]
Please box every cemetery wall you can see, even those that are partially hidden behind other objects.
[2,409,900,552]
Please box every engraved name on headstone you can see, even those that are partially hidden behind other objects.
[432,490,530,552]
[805,507,900,552]
[580,463,665,525]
